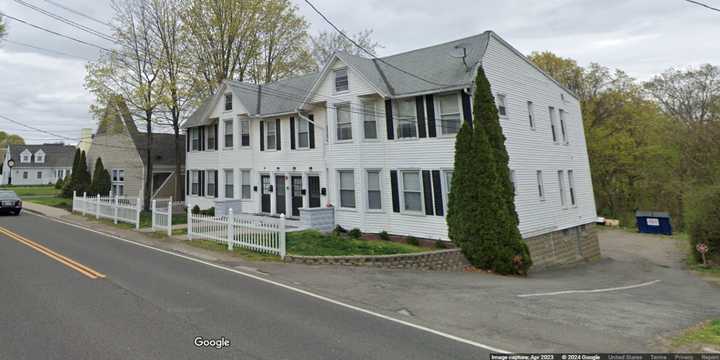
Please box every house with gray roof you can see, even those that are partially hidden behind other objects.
[1,143,75,185]
[182,31,599,267]
[86,97,185,201]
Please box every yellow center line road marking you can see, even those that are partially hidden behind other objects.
[0,226,106,280]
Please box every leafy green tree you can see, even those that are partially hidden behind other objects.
[90,157,111,196]
[685,185,720,264]
[0,15,6,40]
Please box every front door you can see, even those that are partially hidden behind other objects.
[275,175,286,215]
[291,176,303,217]
[308,175,321,208]
[260,175,271,213]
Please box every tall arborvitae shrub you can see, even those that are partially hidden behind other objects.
[62,148,81,198]
[77,151,91,194]
[447,67,532,275]
[90,157,111,196]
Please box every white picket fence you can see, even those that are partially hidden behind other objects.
[187,208,286,258]
[72,191,141,229]
[151,197,173,236]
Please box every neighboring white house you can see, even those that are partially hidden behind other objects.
[1,143,75,185]
[183,31,597,246]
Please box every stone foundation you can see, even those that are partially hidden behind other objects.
[284,249,469,272]
[525,223,600,270]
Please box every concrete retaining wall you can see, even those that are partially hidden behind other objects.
[525,223,600,270]
[285,248,469,272]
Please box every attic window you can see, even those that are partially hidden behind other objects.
[35,153,45,163]
[224,93,232,111]
[20,150,31,163]
[334,68,348,92]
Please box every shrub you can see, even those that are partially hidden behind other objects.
[379,230,390,241]
[332,225,347,237]
[435,241,448,249]
[191,205,200,214]
[348,228,362,239]
[685,185,720,264]
[54,177,64,190]
[406,236,420,246]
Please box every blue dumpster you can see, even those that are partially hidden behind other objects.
[635,211,672,235]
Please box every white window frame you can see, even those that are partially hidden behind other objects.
[400,170,424,214]
[366,169,382,211]
[296,118,310,149]
[240,169,252,200]
[559,109,569,144]
[224,169,234,199]
[111,169,125,196]
[435,92,462,136]
[557,170,567,208]
[335,103,352,141]
[191,128,200,151]
[190,170,199,196]
[496,94,508,117]
[207,125,217,150]
[337,169,356,209]
[395,98,418,139]
[443,169,454,213]
[34,151,45,163]
[527,101,536,130]
[223,119,234,149]
[206,169,217,197]
[265,120,277,151]
[36,171,42,179]
[20,150,31,163]
[334,68,349,93]
[224,93,233,111]
[536,170,545,201]
[362,101,378,140]
[549,107,559,143]
[22,171,28,179]
[568,170,576,207]
[239,119,250,147]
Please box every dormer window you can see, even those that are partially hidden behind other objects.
[20,150,31,163]
[224,93,232,111]
[34,150,45,163]
[334,68,348,92]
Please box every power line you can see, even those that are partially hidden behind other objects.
[3,39,94,61]
[303,0,455,89]
[13,0,115,42]
[40,0,112,27]
[0,12,113,52]
[684,0,720,12]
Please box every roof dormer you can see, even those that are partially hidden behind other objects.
[34,150,45,163]
[20,149,32,163]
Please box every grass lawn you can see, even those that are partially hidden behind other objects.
[672,320,720,350]
[286,230,428,256]
[185,239,281,261]
[24,196,72,210]
[1,185,59,197]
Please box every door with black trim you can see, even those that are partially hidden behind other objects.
[260,175,271,213]
[291,176,303,217]
[275,175,286,215]
[308,175,321,208]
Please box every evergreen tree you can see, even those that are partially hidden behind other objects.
[90,157,111,196]
[62,149,82,198]
[77,151,91,194]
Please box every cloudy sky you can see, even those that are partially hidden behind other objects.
[0,0,718,144]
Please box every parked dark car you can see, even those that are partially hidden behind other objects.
[0,190,22,215]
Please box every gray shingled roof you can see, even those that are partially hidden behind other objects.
[7,143,75,168]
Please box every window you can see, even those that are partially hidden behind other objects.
[191,128,200,151]
[363,102,377,139]
[22,171,28,179]
[240,119,250,147]
[207,170,217,197]
[57,169,64,179]
[559,109,568,144]
[297,118,309,148]
[558,170,567,207]
[443,170,454,210]
[549,107,558,143]
[338,170,355,208]
[223,169,234,199]
[536,170,545,200]
[190,170,199,195]
[497,94,507,117]
[510,170,516,194]
[402,171,422,212]
[527,101,535,129]
[334,68,348,92]
[266,120,276,150]
[21,151,30,163]
[111,169,125,196]
[224,120,233,148]
[36,171,42,179]
[336,104,352,141]
[438,93,461,135]
[366,170,381,210]
[240,170,251,199]
[224,93,232,111]
[207,125,216,150]
[35,152,45,163]
[568,170,576,206]
[396,98,417,138]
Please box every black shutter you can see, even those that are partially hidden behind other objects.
[390,170,400,213]
[416,96,427,138]
[432,170,444,216]
[199,170,205,196]
[385,99,394,140]
[308,114,315,149]
[422,170,434,215]
[461,91,473,128]
[214,170,219,198]
[186,170,190,195]
[260,121,265,151]
[425,95,437,137]
[213,124,218,150]
[186,128,190,152]
[290,116,296,150]
[200,126,205,151]
[275,118,281,151]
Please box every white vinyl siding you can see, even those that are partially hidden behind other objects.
[336,103,352,141]
[241,169,251,199]
[224,169,234,199]
[437,93,461,135]
[396,98,417,139]
[366,170,381,210]
[338,170,355,208]
[363,102,378,139]
[401,170,422,213]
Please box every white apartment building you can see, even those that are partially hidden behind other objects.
[183,31,597,243]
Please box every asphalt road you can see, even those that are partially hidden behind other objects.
[0,212,493,360]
